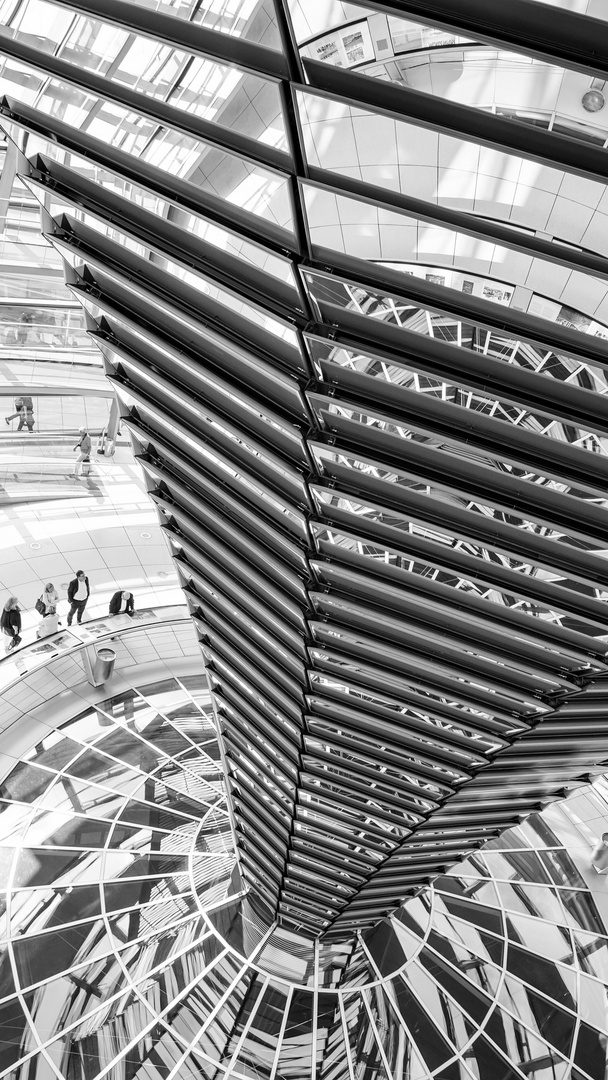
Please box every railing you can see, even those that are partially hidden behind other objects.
[0,318,91,350]
[0,453,107,495]
[0,402,112,438]
[0,603,191,694]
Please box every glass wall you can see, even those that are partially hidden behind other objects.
[1,675,608,1079]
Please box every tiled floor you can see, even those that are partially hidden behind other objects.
[0,344,183,649]
[0,437,182,640]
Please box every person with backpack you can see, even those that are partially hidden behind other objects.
[1,596,22,652]
[72,427,92,478]
[66,570,90,626]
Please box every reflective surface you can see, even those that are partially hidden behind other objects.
[2,0,608,939]
[0,674,239,1075]
[2,682,608,1080]
[2,1,608,1074]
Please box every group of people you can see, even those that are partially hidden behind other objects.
[6,309,74,347]
[1,573,135,652]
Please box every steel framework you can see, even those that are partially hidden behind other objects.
[1,0,608,941]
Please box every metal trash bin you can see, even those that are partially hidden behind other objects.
[92,646,116,684]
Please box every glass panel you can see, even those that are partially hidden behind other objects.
[5,102,295,233]
[275,988,314,1080]
[232,980,291,1078]
[119,0,282,50]
[389,974,457,1072]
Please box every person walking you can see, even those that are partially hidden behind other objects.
[67,570,90,625]
[17,396,34,432]
[109,589,135,616]
[72,427,92,478]
[6,396,34,431]
[1,596,22,652]
[42,583,60,614]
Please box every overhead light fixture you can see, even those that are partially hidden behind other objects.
[583,78,606,112]
[582,88,605,112]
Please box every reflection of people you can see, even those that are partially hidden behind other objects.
[31,310,46,343]
[67,570,90,625]
[591,833,608,874]
[5,396,24,423]
[72,427,92,478]
[16,311,33,344]
[5,396,29,425]
[17,397,34,432]
[5,396,34,431]
[37,611,60,638]
[1,596,22,652]
[109,590,134,616]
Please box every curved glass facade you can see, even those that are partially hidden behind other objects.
[2,676,608,1079]
[2,0,608,1076]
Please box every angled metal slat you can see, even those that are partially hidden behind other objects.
[315,460,608,593]
[309,510,608,634]
[38,0,291,79]
[1,98,296,254]
[349,0,608,80]
[4,0,608,936]
[302,61,608,185]
[304,169,608,286]
[309,558,608,672]
[0,30,291,174]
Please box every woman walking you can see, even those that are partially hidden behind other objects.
[1,596,22,652]
[72,427,92,478]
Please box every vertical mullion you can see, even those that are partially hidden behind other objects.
[361,989,395,1080]
[337,993,357,1080]
[269,984,294,1080]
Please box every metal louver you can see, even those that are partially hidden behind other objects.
[2,0,608,941]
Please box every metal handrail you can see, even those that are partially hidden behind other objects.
[0,602,191,694]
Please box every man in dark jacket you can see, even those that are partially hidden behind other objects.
[109,590,134,616]
[67,570,90,625]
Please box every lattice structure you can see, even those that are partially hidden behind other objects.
[4,669,608,1080]
[1,0,608,940]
